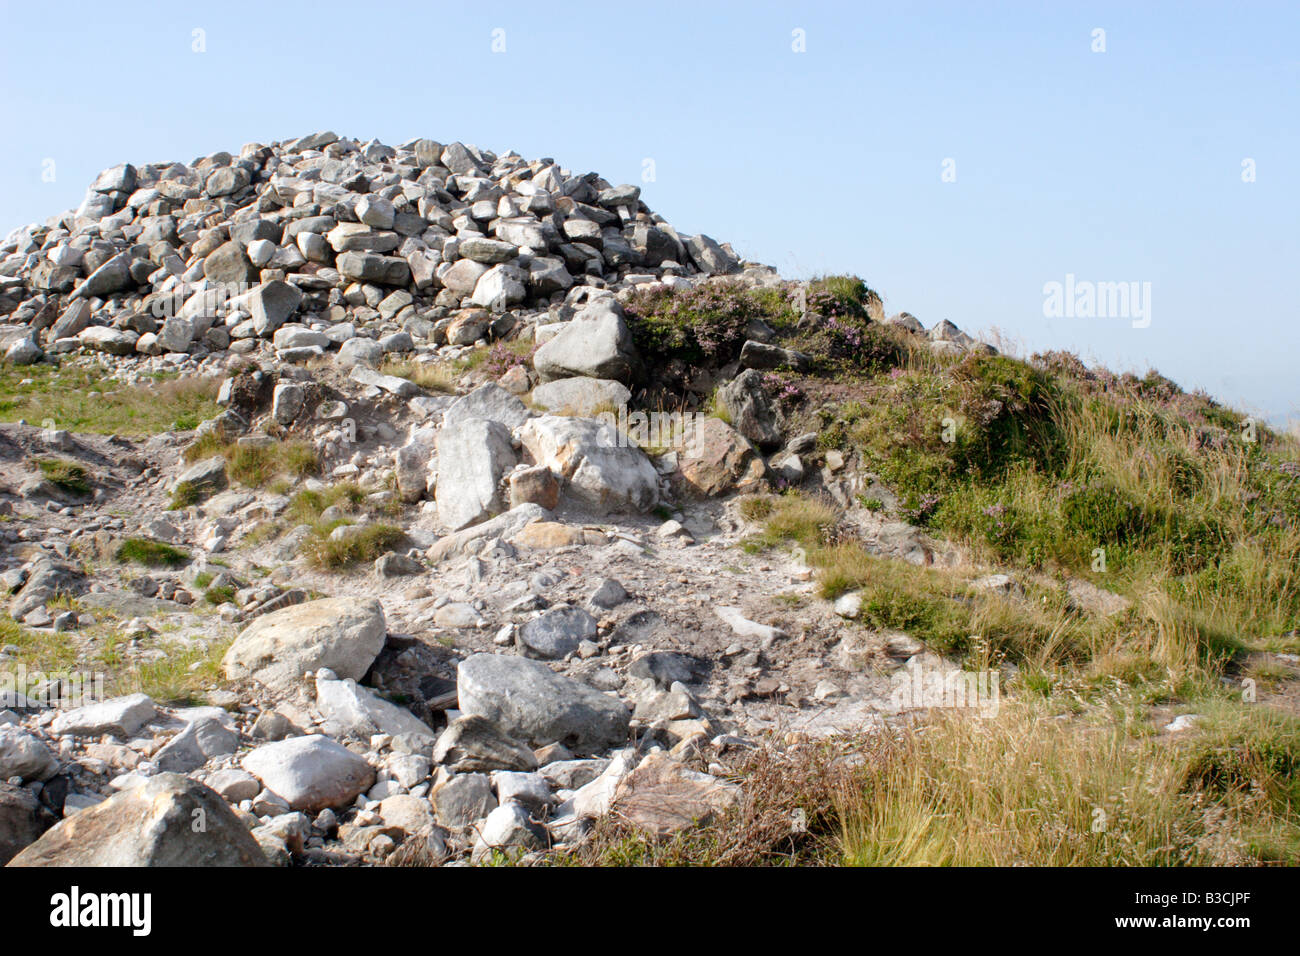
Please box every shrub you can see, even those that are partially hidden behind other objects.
[624,281,775,365]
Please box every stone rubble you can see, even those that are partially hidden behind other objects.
[0,132,1032,868]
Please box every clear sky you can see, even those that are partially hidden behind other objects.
[2,1,1296,422]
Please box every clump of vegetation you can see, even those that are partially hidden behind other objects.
[837,702,1299,865]
[739,493,837,552]
[183,435,318,488]
[285,481,403,570]
[381,359,459,394]
[115,538,190,568]
[168,480,202,510]
[625,281,792,366]
[204,584,236,605]
[112,638,233,706]
[286,482,365,525]
[481,339,538,378]
[301,522,406,570]
[35,457,91,495]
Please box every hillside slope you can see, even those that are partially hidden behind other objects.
[1,133,1296,867]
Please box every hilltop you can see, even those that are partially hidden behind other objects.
[0,132,1296,867]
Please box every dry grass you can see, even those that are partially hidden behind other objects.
[839,701,1299,866]
[552,741,860,867]
[381,358,459,394]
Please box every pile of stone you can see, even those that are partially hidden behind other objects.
[3,595,740,867]
[0,131,742,366]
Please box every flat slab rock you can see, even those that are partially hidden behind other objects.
[222,597,387,692]
[611,751,740,837]
[50,693,156,738]
[456,654,630,752]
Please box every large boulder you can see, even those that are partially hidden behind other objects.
[246,280,303,336]
[8,774,269,867]
[425,503,549,564]
[517,605,598,660]
[221,598,387,692]
[241,735,375,812]
[153,716,239,773]
[441,382,531,431]
[683,234,740,276]
[673,416,767,497]
[611,751,741,836]
[515,415,659,514]
[0,783,55,864]
[50,693,156,739]
[337,251,410,285]
[78,325,137,356]
[457,654,630,752]
[532,300,641,384]
[717,369,782,447]
[530,378,630,416]
[435,418,518,531]
[0,726,59,782]
[432,715,538,773]
[70,252,133,300]
[203,240,258,287]
[395,428,437,503]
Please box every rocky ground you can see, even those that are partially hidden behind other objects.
[0,131,1199,867]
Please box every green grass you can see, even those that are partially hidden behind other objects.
[838,700,1300,866]
[115,537,190,568]
[0,616,78,672]
[301,521,406,570]
[168,480,202,510]
[183,434,318,488]
[204,585,236,605]
[35,457,91,495]
[112,638,233,706]
[0,363,221,435]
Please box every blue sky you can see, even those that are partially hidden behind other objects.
[2,1,1296,421]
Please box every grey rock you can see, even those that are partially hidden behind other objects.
[435,417,517,531]
[457,654,630,751]
[8,773,268,867]
[314,672,434,741]
[247,280,303,336]
[472,802,547,859]
[154,716,239,773]
[242,735,375,812]
[530,377,630,416]
[533,300,641,384]
[50,693,155,738]
[441,382,530,431]
[0,782,55,864]
[221,597,387,692]
[432,715,538,774]
[718,369,783,447]
[0,726,59,782]
[433,772,497,827]
[517,604,598,660]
